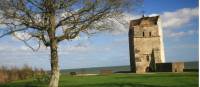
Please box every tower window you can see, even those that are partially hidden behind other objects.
[143,32,145,37]
[135,57,141,62]
[149,32,151,37]
[146,55,150,61]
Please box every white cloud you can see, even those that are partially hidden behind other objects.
[165,30,197,38]
[61,44,90,52]
[146,7,198,38]
[20,45,30,51]
[107,13,141,35]
[108,7,198,35]
[12,32,32,40]
[149,14,159,17]
[161,7,198,29]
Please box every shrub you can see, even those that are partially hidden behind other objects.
[100,69,112,75]
[0,65,47,84]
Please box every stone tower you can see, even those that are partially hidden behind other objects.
[129,15,165,73]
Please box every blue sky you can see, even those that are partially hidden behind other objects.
[0,0,198,70]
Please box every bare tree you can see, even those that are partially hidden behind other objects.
[0,0,142,87]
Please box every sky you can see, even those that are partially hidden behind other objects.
[0,0,199,70]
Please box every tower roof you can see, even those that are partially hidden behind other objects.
[130,16,159,26]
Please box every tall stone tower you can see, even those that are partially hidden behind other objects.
[129,15,165,73]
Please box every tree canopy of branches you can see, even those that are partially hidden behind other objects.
[0,0,142,87]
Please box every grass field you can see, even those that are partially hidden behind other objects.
[0,72,198,87]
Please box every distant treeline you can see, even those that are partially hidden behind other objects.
[0,65,47,84]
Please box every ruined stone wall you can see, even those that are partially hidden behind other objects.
[156,62,184,72]
[156,63,173,72]
[172,62,184,72]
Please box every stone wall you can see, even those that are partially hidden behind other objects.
[172,62,184,72]
[156,63,172,72]
[156,62,184,72]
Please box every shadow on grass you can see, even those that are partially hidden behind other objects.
[0,81,46,87]
[0,82,167,87]
[114,71,132,73]
[0,81,195,87]
[114,73,198,79]
[61,83,167,87]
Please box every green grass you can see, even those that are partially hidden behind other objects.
[0,72,198,87]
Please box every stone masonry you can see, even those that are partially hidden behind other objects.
[129,15,165,73]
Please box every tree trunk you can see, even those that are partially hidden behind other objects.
[49,38,60,87]
[48,5,60,87]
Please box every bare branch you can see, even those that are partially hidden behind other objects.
[0,0,140,49]
[0,28,27,38]
[30,32,50,47]
[56,6,111,43]
[13,32,41,52]
[26,0,44,11]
